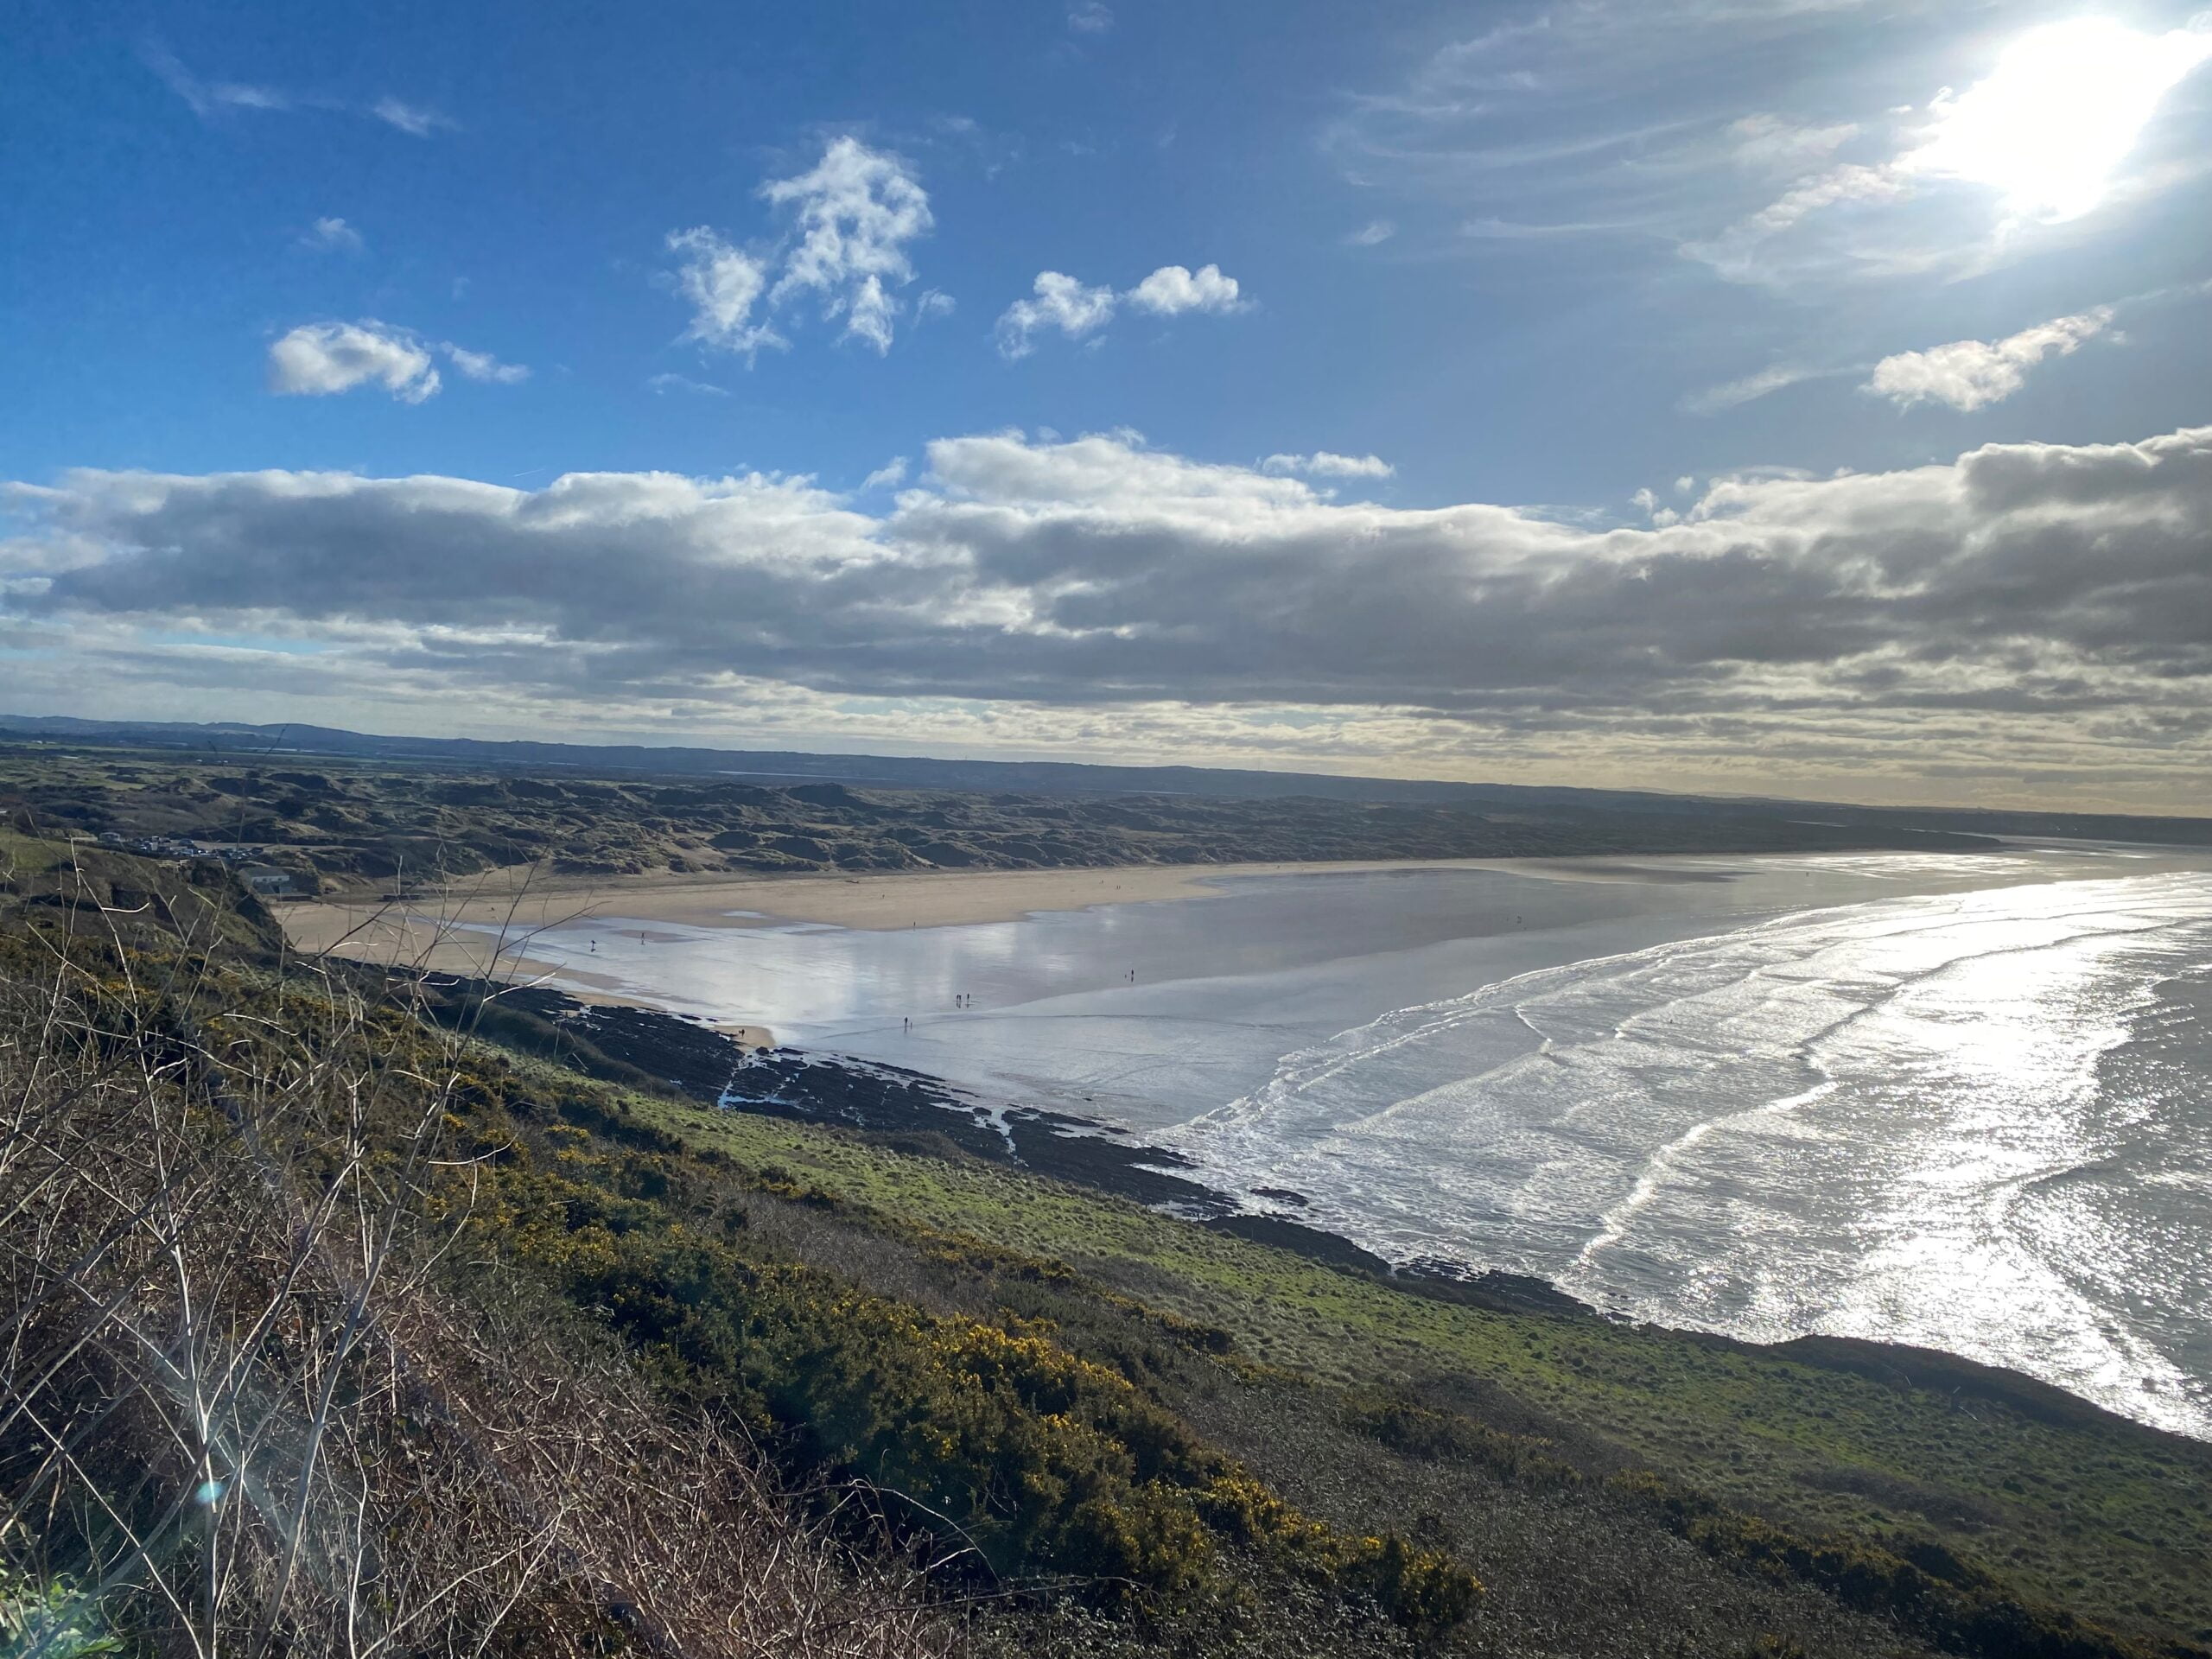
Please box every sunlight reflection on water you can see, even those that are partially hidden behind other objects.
[481,851,2212,1433]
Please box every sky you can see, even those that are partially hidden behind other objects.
[3,0,2210,809]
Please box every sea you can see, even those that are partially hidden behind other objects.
[477,843,2212,1438]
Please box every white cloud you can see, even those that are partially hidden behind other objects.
[1126,264,1243,315]
[1728,113,1858,172]
[995,272,1119,358]
[996,263,1247,357]
[1262,451,1394,480]
[142,44,289,119]
[372,96,455,137]
[266,321,441,403]
[663,138,932,360]
[666,228,783,358]
[1066,0,1113,33]
[1345,219,1396,246]
[647,373,728,397]
[861,458,910,491]
[1681,363,1821,416]
[15,425,2212,804]
[1866,308,2112,412]
[298,216,364,254]
[1674,475,1696,494]
[915,289,957,321]
[761,137,932,353]
[443,344,530,385]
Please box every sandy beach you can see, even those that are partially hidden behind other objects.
[276,855,1516,965]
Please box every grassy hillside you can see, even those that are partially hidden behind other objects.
[0,743,1993,897]
[641,1103,2212,1650]
[2,829,2204,1659]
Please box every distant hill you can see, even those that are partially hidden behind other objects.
[3,712,2208,846]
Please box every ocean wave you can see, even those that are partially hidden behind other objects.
[1169,872,2212,1435]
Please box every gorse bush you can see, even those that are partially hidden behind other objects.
[1614,1471,2151,1659]
[493,1161,1479,1634]
[0,847,1479,1653]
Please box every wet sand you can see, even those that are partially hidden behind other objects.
[278,855,1557,960]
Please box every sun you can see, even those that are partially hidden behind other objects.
[1910,16,2212,221]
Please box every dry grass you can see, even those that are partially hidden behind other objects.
[0,857,954,1658]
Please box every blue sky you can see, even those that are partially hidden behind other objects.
[5,0,2212,805]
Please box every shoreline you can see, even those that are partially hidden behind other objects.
[280,855,1554,953]
[489,977,2190,1448]
[274,845,2010,974]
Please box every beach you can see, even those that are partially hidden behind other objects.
[282,842,2212,1434]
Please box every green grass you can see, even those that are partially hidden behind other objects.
[639,1096,2212,1649]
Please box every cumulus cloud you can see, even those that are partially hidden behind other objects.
[1262,452,1393,479]
[11,424,2212,804]
[995,272,1119,358]
[1865,308,2113,411]
[996,263,1246,357]
[915,289,957,321]
[861,458,910,491]
[265,323,528,401]
[666,228,783,358]
[371,96,455,137]
[664,137,931,359]
[267,322,442,403]
[1126,264,1242,315]
[761,137,933,353]
[298,216,364,253]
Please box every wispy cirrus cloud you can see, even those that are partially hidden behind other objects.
[1680,362,1828,416]
[371,95,457,137]
[141,42,290,118]
[144,42,457,138]
[1330,7,2212,292]
[646,372,728,397]
[444,345,531,385]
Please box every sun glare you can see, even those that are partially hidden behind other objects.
[1911,16,2212,221]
